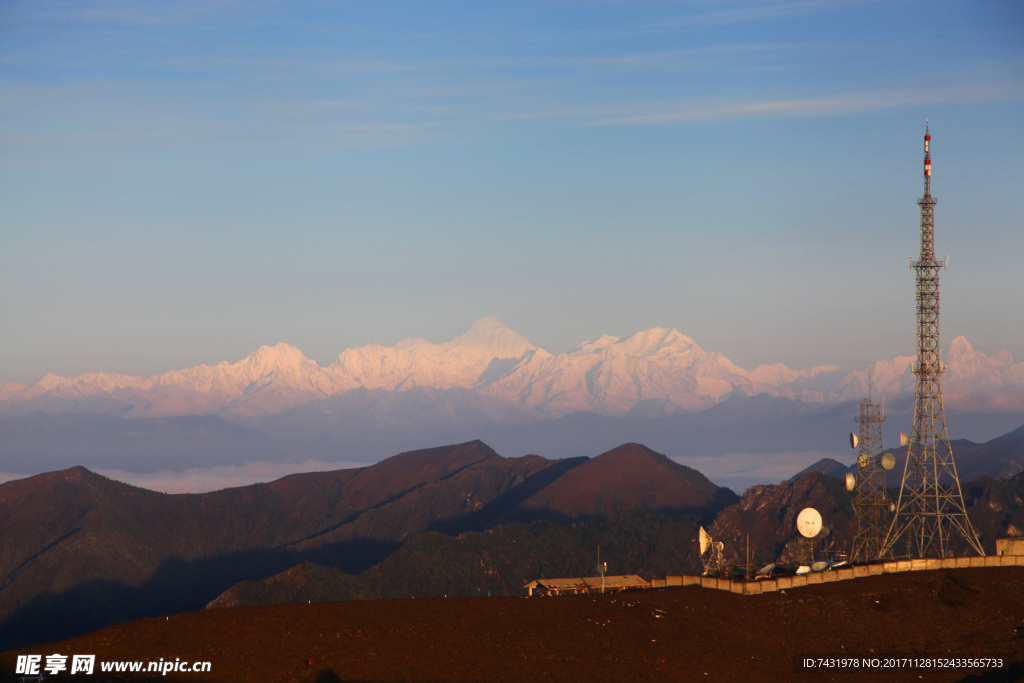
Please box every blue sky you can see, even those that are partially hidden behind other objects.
[2,0,1022,384]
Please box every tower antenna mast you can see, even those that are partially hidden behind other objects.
[850,388,890,563]
[880,122,984,558]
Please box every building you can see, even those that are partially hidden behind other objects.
[996,538,1024,557]
[523,575,650,596]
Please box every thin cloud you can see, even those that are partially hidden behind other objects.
[653,0,883,30]
[597,81,1024,125]
[41,1,247,27]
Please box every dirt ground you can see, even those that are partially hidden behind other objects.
[2,567,1023,683]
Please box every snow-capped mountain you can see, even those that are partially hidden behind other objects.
[329,316,536,392]
[831,336,1024,411]
[2,317,1022,420]
[475,327,838,414]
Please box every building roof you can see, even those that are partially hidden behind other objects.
[530,578,590,591]
[524,574,650,592]
[582,574,650,589]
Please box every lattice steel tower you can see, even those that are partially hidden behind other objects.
[851,387,890,563]
[880,123,984,559]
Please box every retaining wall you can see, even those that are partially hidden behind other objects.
[673,554,1024,596]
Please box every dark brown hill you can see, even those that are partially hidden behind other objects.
[0,441,740,650]
[0,441,569,649]
[508,442,737,521]
[708,469,1024,566]
[709,472,856,567]
[209,511,707,608]
[3,568,1022,682]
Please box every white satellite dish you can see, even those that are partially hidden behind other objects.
[857,454,868,469]
[900,431,909,447]
[881,452,896,470]
[845,472,856,491]
[796,565,811,575]
[811,560,830,572]
[889,502,896,513]
[699,526,711,555]
[850,432,859,449]
[796,507,822,538]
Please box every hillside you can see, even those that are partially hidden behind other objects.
[3,568,1023,682]
[207,469,1024,615]
[0,441,737,650]
[4,436,1022,654]
[209,511,708,608]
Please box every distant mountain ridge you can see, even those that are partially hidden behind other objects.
[0,440,735,650]
[3,436,1023,650]
[4,316,1022,421]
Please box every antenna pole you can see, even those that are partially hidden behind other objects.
[880,123,984,559]
[851,393,889,562]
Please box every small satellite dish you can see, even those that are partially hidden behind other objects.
[796,507,822,538]
[757,563,776,576]
[796,565,811,575]
[845,472,856,491]
[850,432,859,449]
[699,526,711,555]
[857,454,868,469]
[811,560,830,572]
[889,502,896,513]
[900,431,909,447]
[881,452,896,470]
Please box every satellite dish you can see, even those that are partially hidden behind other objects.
[811,560,830,572]
[889,502,896,513]
[845,472,856,491]
[699,526,711,555]
[796,507,822,538]
[881,452,896,470]
[900,431,909,447]
[857,454,868,469]
[850,432,859,449]
[796,565,811,575]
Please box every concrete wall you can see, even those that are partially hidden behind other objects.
[665,553,1024,596]
[996,538,1024,556]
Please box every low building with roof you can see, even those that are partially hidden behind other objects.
[523,575,649,596]
[996,538,1024,556]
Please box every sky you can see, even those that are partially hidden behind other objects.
[2,0,1023,386]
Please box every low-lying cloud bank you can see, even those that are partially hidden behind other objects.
[92,459,373,494]
[673,451,844,493]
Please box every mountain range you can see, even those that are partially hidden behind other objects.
[4,316,1022,420]
[5,437,1022,652]
[3,317,1023,486]
[0,441,735,650]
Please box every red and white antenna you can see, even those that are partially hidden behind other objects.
[923,120,932,189]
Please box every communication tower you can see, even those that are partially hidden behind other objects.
[880,123,984,558]
[848,382,891,562]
